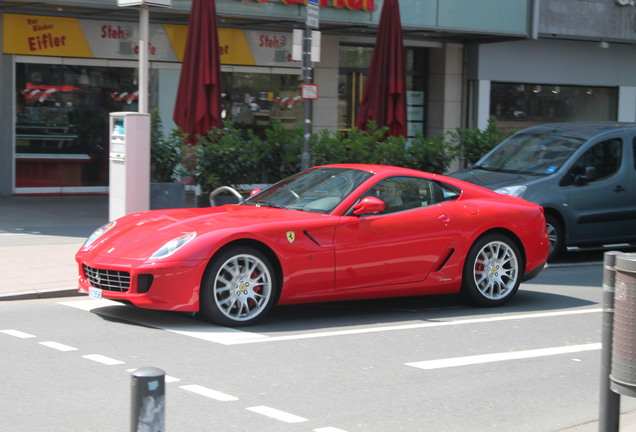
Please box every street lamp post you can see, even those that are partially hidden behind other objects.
[300,0,320,171]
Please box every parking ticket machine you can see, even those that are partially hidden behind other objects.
[109,112,150,221]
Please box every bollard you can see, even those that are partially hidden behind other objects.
[131,367,166,432]
[599,252,621,432]
[610,253,636,398]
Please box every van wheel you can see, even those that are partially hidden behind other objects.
[545,214,563,261]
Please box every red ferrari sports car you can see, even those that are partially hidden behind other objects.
[76,164,549,326]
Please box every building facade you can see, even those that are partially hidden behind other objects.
[1,0,635,195]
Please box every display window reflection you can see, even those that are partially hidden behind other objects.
[15,63,139,188]
[337,45,427,131]
[220,71,304,136]
[490,82,617,129]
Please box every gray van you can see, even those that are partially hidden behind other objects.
[451,122,636,259]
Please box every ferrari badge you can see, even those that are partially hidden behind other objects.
[286,231,295,243]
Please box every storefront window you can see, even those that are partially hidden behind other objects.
[220,71,304,137]
[338,45,427,134]
[16,63,138,188]
[490,82,618,129]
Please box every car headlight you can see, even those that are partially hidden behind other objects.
[83,221,116,248]
[495,185,527,197]
[150,232,197,259]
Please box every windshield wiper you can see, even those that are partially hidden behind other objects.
[255,201,288,210]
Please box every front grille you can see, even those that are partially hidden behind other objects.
[83,265,131,292]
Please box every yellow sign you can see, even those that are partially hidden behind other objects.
[164,25,256,65]
[3,14,93,57]
[4,14,294,67]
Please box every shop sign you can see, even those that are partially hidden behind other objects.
[242,0,375,11]
[3,14,300,68]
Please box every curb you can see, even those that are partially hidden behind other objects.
[0,288,83,301]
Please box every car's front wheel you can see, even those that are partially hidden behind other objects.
[461,234,523,306]
[200,246,278,326]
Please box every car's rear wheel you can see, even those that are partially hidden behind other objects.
[200,246,278,326]
[461,234,522,306]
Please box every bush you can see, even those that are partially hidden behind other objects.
[449,117,509,166]
[402,130,457,174]
[183,118,508,191]
[181,120,262,192]
[150,108,185,183]
[259,119,304,182]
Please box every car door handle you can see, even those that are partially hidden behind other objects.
[613,185,626,193]
[437,214,450,223]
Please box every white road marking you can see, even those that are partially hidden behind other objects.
[82,354,125,365]
[179,384,238,402]
[223,308,603,345]
[406,343,602,370]
[59,299,268,344]
[39,341,77,351]
[246,406,308,423]
[60,299,119,311]
[59,299,602,346]
[1,329,36,339]
[314,428,350,432]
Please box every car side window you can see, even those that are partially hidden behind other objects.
[362,176,439,215]
[566,138,622,184]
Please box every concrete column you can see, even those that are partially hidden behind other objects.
[617,86,636,123]
[0,47,14,195]
[313,34,340,133]
[427,43,464,137]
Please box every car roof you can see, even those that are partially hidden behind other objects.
[312,163,427,176]
[519,121,636,140]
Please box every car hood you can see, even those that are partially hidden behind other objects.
[451,168,541,190]
[82,204,334,260]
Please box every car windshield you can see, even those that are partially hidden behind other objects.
[474,132,586,175]
[243,167,374,214]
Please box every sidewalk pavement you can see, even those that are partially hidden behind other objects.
[0,195,109,300]
[1,194,636,431]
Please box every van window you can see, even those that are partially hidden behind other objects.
[475,132,585,175]
[566,138,622,184]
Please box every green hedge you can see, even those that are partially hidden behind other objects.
[176,118,510,192]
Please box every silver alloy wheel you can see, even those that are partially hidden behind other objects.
[471,240,519,300]
[213,253,272,322]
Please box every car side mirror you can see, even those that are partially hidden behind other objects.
[574,166,598,185]
[353,196,386,216]
[249,188,261,197]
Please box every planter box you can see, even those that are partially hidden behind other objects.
[150,182,186,210]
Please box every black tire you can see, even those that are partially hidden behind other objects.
[200,246,278,326]
[545,214,563,261]
[461,234,523,307]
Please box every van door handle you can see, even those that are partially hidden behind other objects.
[613,185,626,193]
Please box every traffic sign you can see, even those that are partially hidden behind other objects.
[306,3,319,29]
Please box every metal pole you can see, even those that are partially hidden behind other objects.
[599,251,621,432]
[130,367,165,432]
[301,27,312,171]
[138,4,149,113]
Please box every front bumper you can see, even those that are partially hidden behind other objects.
[76,254,209,312]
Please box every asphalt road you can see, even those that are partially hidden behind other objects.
[2,262,636,432]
